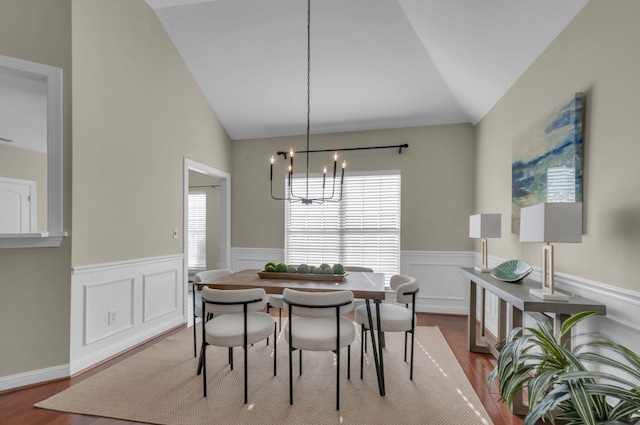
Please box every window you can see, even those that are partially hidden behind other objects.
[285,172,400,283]
[188,192,207,270]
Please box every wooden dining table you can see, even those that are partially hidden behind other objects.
[196,268,388,396]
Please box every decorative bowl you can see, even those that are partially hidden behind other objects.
[257,271,345,282]
[490,260,533,282]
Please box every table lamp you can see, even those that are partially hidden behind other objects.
[469,213,501,272]
[519,202,582,301]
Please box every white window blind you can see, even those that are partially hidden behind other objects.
[285,173,400,284]
[188,192,207,270]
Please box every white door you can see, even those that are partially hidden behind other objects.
[0,177,36,233]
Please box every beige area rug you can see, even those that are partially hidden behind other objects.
[36,324,493,425]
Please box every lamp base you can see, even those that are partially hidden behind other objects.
[529,288,569,302]
[474,266,491,273]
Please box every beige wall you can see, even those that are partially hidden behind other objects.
[231,124,476,251]
[0,145,48,230]
[0,0,72,377]
[4,0,637,385]
[1,0,231,380]
[71,0,232,266]
[475,0,640,292]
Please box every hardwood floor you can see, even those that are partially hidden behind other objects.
[416,313,524,425]
[0,313,524,425]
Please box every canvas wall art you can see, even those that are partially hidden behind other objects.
[512,93,583,233]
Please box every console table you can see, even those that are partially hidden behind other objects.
[460,267,606,356]
[460,267,606,414]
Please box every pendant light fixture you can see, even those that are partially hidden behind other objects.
[270,0,344,204]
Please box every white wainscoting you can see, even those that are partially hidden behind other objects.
[401,251,474,315]
[230,247,285,272]
[233,247,640,351]
[471,252,640,353]
[3,249,639,392]
[69,255,185,375]
[529,267,640,354]
[231,247,478,314]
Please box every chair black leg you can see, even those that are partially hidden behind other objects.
[202,344,207,397]
[360,324,366,379]
[243,344,248,404]
[288,346,293,405]
[347,345,351,380]
[299,350,302,375]
[364,328,368,352]
[410,329,415,381]
[273,322,277,376]
[229,347,233,370]
[192,285,197,357]
[404,331,408,362]
[197,342,206,375]
[193,322,197,357]
[278,308,282,331]
[336,346,340,411]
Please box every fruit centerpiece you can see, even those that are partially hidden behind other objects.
[259,262,346,282]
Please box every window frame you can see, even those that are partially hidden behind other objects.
[187,191,207,271]
[284,171,401,284]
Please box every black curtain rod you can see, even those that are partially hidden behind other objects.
[277,143,409,158]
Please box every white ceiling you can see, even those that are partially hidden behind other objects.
[146,0,589,141]
[0,0,590,152]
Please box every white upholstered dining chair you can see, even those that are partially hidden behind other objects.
[266,266,372,329]
[343,266,374,273]
[343,266,374,308]
[192,269,233,356]
[282,288,355,410]
[353,274,419,380]
[266,293,285,330]
[199,287,276,403]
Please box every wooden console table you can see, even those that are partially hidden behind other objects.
[460,267,606,414]
[460,267,606,356]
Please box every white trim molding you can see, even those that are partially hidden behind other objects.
[0,54,65,248]
[230,247,285,272]
[0,364,69,393]
[70,255,185,375]
[3,249,639,391]
[530,268,640,332]
[401,251,474,315]
[183,158,231,271]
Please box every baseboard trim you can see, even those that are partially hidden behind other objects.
[0,364,69,393]
[70,317,184,375]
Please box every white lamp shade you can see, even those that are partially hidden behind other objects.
[519,202,582,243]
[469,214,501,238]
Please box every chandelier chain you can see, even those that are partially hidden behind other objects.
[269,0,345,204]
[306,0,311,195]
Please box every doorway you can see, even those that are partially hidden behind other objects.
[183,158,231,282]
[0,176,37,233]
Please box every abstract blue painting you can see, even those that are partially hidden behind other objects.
[512,93,583,233]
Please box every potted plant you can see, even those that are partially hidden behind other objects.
[488,311,640,425]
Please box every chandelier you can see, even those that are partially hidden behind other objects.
[270,0,344,205]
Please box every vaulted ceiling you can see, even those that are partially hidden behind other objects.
[146,0,589,141]
[0,0,590,153]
